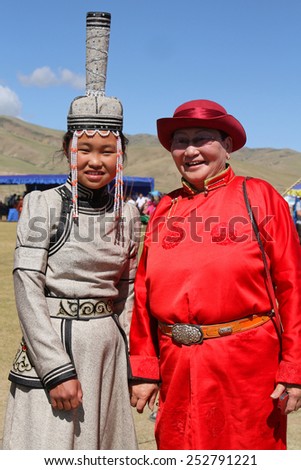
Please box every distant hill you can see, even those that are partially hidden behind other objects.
[0,115,300,195]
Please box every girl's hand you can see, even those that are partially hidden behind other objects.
[49,378,83,411]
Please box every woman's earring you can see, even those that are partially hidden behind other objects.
[226,153,231,160]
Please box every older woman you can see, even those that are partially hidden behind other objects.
[129,99,301,450]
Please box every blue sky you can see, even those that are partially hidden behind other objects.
[1,0,301,151]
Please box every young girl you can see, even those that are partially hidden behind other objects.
[3,11,140,450]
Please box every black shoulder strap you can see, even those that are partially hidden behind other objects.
[242,177,283,339]
[49,186,73,249]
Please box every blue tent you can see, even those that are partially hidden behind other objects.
[282,177,301,197]
[282,178,301,224]
[0,174,154,196]
[286,182,301,197]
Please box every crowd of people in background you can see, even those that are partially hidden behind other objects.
[125,191,164,225]
[0,193,24,220]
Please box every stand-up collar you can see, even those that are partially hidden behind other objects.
[182,164,235,196]
[65,175,110,206]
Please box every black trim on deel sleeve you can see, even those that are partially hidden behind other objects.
[42,362,77,389]
[43,370,78,391]
[13,267,46,275]
[15,245,48,251]
[119,278,135,283]
[128,376,161,385]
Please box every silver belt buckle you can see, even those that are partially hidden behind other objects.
[172,323,203,346]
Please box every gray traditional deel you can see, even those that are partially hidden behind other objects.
[3,11,139,450]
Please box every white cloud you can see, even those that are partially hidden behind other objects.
[18,66,58,87]
[0,85,22,116]
[59,68,85,89]
[18,66,85,90]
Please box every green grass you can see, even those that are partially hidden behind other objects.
[0,222,20,437]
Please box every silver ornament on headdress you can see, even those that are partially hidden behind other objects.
[67,12,124,218]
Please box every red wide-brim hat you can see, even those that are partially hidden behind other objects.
[157,99,246,152]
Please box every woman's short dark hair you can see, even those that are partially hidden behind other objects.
[219,130,229,141]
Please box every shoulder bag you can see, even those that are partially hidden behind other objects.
[242,177,283,341]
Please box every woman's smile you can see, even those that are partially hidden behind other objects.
[184,159,206,169]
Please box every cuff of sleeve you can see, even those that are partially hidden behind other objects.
[42,363,77,390]
[14,246,48,273]
[130,355,160,381]
[276,360,301,385]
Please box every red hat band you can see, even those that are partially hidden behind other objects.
[174,106,226,120]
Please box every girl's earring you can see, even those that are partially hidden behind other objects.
[113,135,124,219]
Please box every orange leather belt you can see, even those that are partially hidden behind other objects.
[158,313,272,346]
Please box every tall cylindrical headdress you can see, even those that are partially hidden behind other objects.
[67,12,124,218]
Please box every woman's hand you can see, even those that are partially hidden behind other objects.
[130,383,159,413]
[271,383,301,415]
[49,378,83,411]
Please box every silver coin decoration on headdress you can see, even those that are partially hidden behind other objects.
[67,12,124,218]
